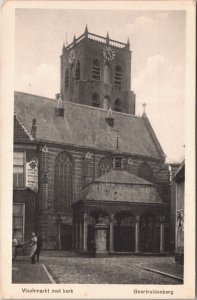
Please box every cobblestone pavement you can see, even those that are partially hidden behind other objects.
[42,255,182,284]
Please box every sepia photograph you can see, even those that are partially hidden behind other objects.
[0,0,195,299]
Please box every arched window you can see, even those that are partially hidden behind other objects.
[114,65,122,86]
[104,62,112,84]
[98,156,113,176]
[137,162,153,182]
[103,95,111,110]
[92,59,100,80]
[114,98,122,112]
[75,61,80,81]
[65,69,69,88]
[92,93,100,107]
[54,152,74,212]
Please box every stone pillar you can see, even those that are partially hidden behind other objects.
[135,215,140,253]
[83,213,88,252]
[79,221,83,250]
[94,217,108,257]
[72,223,75,250]
[109,214,114,253]
[160,216,165,253]
[75,222,79,250]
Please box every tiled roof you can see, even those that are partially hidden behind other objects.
[14,91,165,159]
[94,169,153,185]
[80,169,162,203]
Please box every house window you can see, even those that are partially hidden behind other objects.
[92,60,100,80]
[114,98,122,112]
[65,69,69,87]
[75,61,80,81]
[13,203,25,242]
[13,151,24,188]
[54,152,74,212]
[92,93,100,107]
[114,65,122,86]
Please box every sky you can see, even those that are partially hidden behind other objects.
[15,9,186,163]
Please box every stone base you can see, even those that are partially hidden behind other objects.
[95,251,109,257]
[175,252,184,265]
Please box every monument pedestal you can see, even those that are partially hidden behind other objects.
[94,222,109,257]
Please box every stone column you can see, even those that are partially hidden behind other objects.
[75,222,79,250]
[79,221,83,250]
[135,215,140,253]
[160,216,165,253]
[72,223,75,250]
[109,214,115,253]
[83,213,88,252]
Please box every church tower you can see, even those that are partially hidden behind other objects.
[60,26,136,115]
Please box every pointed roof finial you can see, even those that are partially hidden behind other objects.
[73,34,76,46]
[66,32,68,46]
[84,24,88,38]
[125,37,130,50]
[106,32,110,44]
[142,102,147,113]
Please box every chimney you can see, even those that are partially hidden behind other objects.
[31,119,37,139]
[55,95,65,117]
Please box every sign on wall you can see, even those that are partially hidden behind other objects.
[25,157,38,192]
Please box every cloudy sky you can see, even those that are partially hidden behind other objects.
[15,9,186,163]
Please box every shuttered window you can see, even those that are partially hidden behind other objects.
[13,151,24,188]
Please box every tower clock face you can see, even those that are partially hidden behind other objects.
[69,50,76,64]
[103,46,115,61]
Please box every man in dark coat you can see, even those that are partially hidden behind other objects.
[35,234,43,262]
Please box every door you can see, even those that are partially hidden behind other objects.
[61,225,72,250]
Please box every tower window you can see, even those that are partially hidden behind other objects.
[92,93,100,107]
[114,98,122,112]
[75,61,80,81]
[103,95,111,110]
[92,60,100,80]
[114,65,122,86]
[65,69,69,87]
[104,62,112,84]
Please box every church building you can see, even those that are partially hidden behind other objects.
[13,26,170,254]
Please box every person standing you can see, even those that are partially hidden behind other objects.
[36,233,42,262]
[12,237,18,261]
[30,232,37,264]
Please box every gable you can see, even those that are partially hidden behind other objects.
[14,115,32,142]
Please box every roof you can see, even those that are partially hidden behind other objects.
[80,169,162,204]
[93,169,153,185]
[14,91,165,159]
[174,160,185,182]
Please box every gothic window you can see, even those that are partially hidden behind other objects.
[75,61,80,81]
[13,151,25,188]
[65,69,69,88]
[92,93,100,107]
[104,62,112,84]
[137,162,153,182]
[103,95,111,110]
[98,156,113,176]
[114,65,123,86]
[92,59,100,80]
[114,98,122,112]
[54,152,74,212]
